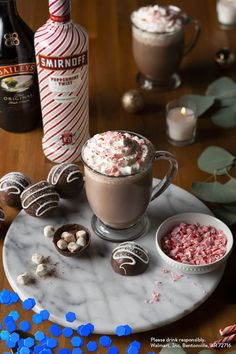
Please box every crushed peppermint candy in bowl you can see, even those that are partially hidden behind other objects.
[155,213,233,274]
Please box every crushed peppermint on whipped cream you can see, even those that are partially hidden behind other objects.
[131,5,183,33]
[82,131,155,177]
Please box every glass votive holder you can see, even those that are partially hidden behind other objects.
[166,99,197,146]
[216,0,236,29]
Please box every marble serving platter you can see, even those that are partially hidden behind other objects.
[3,180,225,334]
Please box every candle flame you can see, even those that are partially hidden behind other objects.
[181,107,187,115]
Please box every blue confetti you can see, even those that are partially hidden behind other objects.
[34,331,46,342]
[9,311,20,321]
[99,335,112,347]
[63,327,73,338]
[32,314,43,325]
[24,337,35,348]
[124,325,132,335]
[58,349,71,354]
[108,347,119,354]
[22,298,36,311]
[0,290,11,304]
[19,321,31,332]
[50,324,62,337]
[129,341,141,350]
[40,309,50,321]
[47,338,58,349]
[71,336,83,347]
[0,330,10,340]
[65,312,76,323]
[0,289,137,354]
[40,349,52,354]
[86,323,94,334]
[6,339,16,348]
[10,292,20,304]
[127,346,139,354]
[19,347,31,354]
[77,324,91,337]
[72,349,82,354]
[115,325,126,337]
[4,316,15,324]
[87,341,98,352]
[10,332,20,343]
[6,321,16,333]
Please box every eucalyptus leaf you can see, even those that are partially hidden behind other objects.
[213,207,236,225]
[180,95,215,116]
[225,178,236,188]
[224,202,236,213]
[206,76,236,97]
[198,146,235,175]
[192,182,236,203]
[215,95,236,107]
[211,104,236,128]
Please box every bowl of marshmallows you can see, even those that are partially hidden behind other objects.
[53,223,91,257]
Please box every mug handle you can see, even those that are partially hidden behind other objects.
[151,151,178,201]
[183,17,201,57]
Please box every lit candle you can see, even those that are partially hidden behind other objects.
[217,0,236,28]
[166,104,197,145]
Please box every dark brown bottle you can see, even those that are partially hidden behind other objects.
[0,0,41,132]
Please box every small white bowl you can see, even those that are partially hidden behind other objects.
[155,212,233,274]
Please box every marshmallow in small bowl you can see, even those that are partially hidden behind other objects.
[53,224,91,257]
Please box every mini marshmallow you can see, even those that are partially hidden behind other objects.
[44,225,55,238]
[68,242,80,253]
[17,272,31,285]
[76,238,86,248]
[36,264,48,277]
[57,239,68,250]
[76,230,87,239]
[61,232,75,243]
[31,253,44,265]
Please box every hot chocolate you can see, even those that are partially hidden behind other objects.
[131,5,201,90]
[132,5,184,83]
[82,131,155,229]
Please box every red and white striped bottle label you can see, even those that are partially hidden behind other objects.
[49,0,71,23]
[35,19,89,163]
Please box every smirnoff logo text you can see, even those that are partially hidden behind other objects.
[0,63,36,78]
[38,51,88,71]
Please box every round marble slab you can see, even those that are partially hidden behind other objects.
[3,181,225,334]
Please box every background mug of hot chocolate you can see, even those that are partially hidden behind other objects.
[131,4,201,90]
[81,131,178,242]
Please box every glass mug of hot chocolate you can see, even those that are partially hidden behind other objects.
[81,131,178,242]
[131,5,201,90]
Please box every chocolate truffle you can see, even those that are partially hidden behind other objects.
[47,163,83,199]
[21,181,59,217]
[0,172,31,207]
[111,241,149,276]
[0,206,5,227]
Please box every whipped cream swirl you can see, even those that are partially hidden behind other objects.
[82,131,155,177]
[131,5,183,33]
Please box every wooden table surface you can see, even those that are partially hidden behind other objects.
[0,0,236,353]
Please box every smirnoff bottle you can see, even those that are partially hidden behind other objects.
[0,0,41,132]
[34,0,89,163]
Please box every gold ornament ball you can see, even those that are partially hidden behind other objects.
[121,90,145,113]
[215,48,235,68]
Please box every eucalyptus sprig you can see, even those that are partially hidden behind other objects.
[180,76,236,128]
[192,146,236,225]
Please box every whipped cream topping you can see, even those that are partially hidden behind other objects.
[131,5,183,33]
[82,131,155,177]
